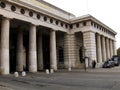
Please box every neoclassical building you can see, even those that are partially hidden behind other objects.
[0,0,117,75]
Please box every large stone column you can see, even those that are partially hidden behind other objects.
[50,30,57,70]
[37,32,43,70]
[113,40,117,55]
[106,38,110,59]
[83,31,96,67]
[96,34,102,64]
[64,34,76,68]
[29,24,37,72]
[16,29,23,71]
[0,17,10,75]
[64,34,72,68]
[110,39,113,58]
[101,36,106,62]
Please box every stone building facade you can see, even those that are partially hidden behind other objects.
[0,0,117,75]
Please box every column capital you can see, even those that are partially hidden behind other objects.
[30,23,37,27]
[2,16,12,20]
[50,28,57,32]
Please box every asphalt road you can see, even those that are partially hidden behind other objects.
[0,67,120,90]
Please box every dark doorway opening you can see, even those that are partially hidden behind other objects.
[10,28,17,73]
[79,47,83,63]
[58,47,64,63]
[23,30,29,71]
[43,35,50,69]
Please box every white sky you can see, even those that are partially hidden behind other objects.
[44,0,120,49]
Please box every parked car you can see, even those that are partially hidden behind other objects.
[112,55,119,66]
[103,59,115,68]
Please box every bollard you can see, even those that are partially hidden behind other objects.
[68,67,71,71]
[14,72,19,77]
[50,69,54,74]
[46,69,49,74]
[22,71,26,76]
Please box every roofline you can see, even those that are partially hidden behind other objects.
[5,0,117,35]
[39,0,75,17]
[7,0,71,22]
[70,14,117,35]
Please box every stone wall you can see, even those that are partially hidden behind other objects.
[63,33,84,69]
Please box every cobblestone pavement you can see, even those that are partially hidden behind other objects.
[0,67,120,90]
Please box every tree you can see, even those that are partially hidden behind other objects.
[117,48,120,58]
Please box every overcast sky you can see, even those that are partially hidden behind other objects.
[44,0,120,49]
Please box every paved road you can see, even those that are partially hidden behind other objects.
[0,67,120,90]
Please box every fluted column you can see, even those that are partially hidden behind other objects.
[106,38,110,59]
[50,30,57,70]
[29,24,37,72]
[96,34,102,63]
[0,17,10,75]
[37,32,43,70]
[16,29,23,71]
[101,36,106,62]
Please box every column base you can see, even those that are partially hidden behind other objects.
[0,67,9,75]
[29,66,37,72]
[96,62,103,68]
[50,65,57,71]
[38,65,43,71]
[16,66,23,72]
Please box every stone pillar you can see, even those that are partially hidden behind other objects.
[113,40,117,55]
[101,36,106,62]
[64,34,76,68]
[111,40,114,57]
[64,34,72,68]
[83,31,96,67]
[96,34,102,64]
[0,17,10,75]
[16,29,23,71]
[29,24,37,72]
[50,30,57,70]
[106,38,110,59]
[110,39,113,58]
[37,32,43,70]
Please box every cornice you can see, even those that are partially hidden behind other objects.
[70,14,117,35]
[5,0,117,35]
[7,0,70,23]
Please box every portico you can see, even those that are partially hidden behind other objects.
[0,0,117,75]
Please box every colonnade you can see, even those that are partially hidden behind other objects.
[0,17,57,75]
[83,31,117,67]
[96,34,116,64]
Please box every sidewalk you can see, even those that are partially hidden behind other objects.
[58,66,120,73]
[85,66,120,73]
